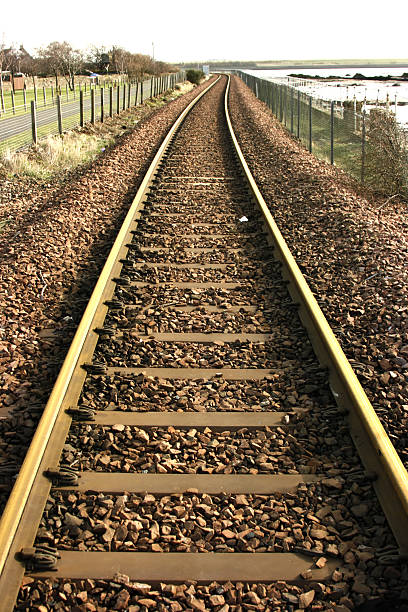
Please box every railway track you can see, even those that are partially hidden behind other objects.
[2,75,408,609]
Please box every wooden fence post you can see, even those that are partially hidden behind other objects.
[0,79,5,113]
[31,100,37,144]
[80,90,84,127]
[91,89,95,124]
[57,95,63,134]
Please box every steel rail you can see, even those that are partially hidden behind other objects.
[225,75,408,552]
[2,72,408,609]
[0,76,220,607]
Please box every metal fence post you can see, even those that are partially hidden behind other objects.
[127,82,131,108]
[11,90,15,115]
[361,110,366,183]
[309,96,312,152]
[330,101,334,164]
[109,87,113,117]
[290,88,294,133]
[141,80,144,104]
[297,91,300,138]
[80,90,84,127]
[23,88,27,111]
[122,84,126,110]
[31,100,37,144]
[57,95,63,134]
[117,85,120,114]
[134,82,139,106]
[100,88,104,122]
[43,86,46,106]
[279,86,283,122]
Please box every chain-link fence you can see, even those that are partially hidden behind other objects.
[0,72,185,155]
[238,71,408,197]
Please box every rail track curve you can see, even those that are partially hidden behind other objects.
[2,74,408,610]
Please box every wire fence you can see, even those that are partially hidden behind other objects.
[238,71,408,196]
[0,72,185,155]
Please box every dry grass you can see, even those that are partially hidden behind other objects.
[1,132,112,179]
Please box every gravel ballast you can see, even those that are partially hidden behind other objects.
[228,75,408,469]
[4,75,408,611]
[0,79,216,509]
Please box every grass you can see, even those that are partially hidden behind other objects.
[0,81,192,180]
[266,83,363,179]
[1,131,113,179]
[0,84,106,120]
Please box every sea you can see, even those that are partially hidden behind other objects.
[246,67,408,126]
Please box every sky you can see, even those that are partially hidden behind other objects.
[2,0,408,64]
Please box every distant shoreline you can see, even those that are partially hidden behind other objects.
[255,63,408,70]
[182,60,408,71]
[288,72,408,81]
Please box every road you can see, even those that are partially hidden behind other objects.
[0,80,153,151]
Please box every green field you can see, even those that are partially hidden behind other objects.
[0,83,102,119]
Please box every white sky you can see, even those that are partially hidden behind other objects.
[2,0,408,64]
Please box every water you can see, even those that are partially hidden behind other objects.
[246,68,408,126]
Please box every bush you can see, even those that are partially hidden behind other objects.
[365,109,408,198]
[186,69,204,85]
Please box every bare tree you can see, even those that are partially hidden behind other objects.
[20,54,40,87]
[111,46,130,75]
[37,41,83,90]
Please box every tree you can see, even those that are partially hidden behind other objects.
[87,45,110,73]
[111,46,129,75]
[365,109,408,198]
[37,41,83,90]
[20,54,40,87]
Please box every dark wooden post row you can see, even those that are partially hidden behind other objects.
[31,100,37,144]
[80,90,84,127]
[57,95,62,134]
[91,89,95,124]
